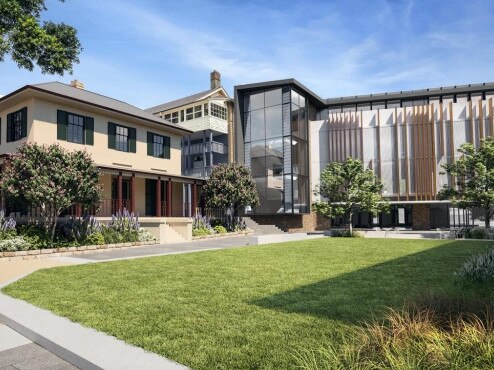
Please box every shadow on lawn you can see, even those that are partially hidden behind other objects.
[250,240,492,324]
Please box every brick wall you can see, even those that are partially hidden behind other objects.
[412,204,431,230]
[250,212,331,232]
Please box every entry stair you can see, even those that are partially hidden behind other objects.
[163,224,186,243]
[242,217,285,235]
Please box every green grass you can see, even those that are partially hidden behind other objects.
[3,238,492,369]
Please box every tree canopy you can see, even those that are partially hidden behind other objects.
[0,0,82,75]
[202,163,259,215]
[312,158,388,233]
[1,144,101,242]
[439,137,494,228]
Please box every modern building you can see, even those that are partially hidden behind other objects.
[234,79,494,231]
[0,80,203,223]
[146,71,233,178]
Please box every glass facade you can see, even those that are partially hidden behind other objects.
[242,86,310,214]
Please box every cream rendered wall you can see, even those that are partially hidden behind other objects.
[31,97,183,176]
[0,98,35,155]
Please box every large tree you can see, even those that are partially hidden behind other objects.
[0,0,82,75]
[313,158,388,233]
[439,137,494,228]
[1,144,101,242]
[202,163,259,219]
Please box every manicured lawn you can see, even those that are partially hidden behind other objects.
[3,238,492,369]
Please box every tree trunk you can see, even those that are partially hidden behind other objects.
[50,212,60,246]
[348,211,353,234]
[485,208,491,229]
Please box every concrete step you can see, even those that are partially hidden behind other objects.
[242,217,285,235]
[163,224,186,244]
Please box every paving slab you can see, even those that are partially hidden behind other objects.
[0,343,78,370]
[0,259,78,287]
[0,323,31,351]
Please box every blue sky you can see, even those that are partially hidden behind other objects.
[1,0,494,108]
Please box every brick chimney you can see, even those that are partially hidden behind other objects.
[70,80,84,89]
[210,70,221,90]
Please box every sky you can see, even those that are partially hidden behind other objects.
[1,0,494,108]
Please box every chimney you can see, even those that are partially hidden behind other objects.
[70,80,84,89]
[210,70,221,90]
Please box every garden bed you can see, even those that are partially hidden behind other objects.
[192,229,252,240]
[0,240,160,260]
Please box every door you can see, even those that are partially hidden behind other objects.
[145,179,156,216]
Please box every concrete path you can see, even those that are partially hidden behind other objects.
[0,258,77,287]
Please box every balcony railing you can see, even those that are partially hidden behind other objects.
[183,141,227,155]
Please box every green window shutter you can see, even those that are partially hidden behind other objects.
[129,127,136,153]
[57,110,68,140]
[147,132,154,156]
[6,113,12,142]
[85,116,94,145]
[108,122,116,149]
[21,107,27,139]
[164,136,171,159]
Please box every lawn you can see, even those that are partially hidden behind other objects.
[3,238,492,369]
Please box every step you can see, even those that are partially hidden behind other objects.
[163,224,186,244]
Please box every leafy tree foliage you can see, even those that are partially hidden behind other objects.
[439,137,494,228]
[202,163,259,217]
[313,158,389,233]
[0,0,82,75]
[1,144,101,242]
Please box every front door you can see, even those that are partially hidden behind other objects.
[145,179,156,216]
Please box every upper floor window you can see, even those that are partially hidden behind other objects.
[108,122,136,153]
[211,103,227,120]
[194,105,202,118]
[116,125,129,152]
[147,132,170,159]
[7,107,27,142]
[67,113,85,144]
[57,110,94,145]
[204,103,209,116]
[186,107,194,120]
[164,112,179,124]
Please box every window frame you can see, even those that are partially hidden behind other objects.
[66,112,85,144]
[7,107,27,142]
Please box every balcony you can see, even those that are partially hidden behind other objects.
[183,141,227,156]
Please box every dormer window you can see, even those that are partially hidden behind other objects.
[211,103,227,120]
[164,112,179,123]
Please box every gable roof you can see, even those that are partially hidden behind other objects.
[145,86,229,114]
[0,82,193,134]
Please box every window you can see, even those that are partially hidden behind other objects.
[204,103,209,116]
[57,110,94,145]
[116,125,129,152]
[211,103,227,120]
[180,110,185,122]
[153,134,164,158]
[108,122,136,152]
[194,105,202,118]
[7,107,27,142]
[186,108,193,120]
[147,132,170,159]
[164,112,179,124]
[67,113,85,144]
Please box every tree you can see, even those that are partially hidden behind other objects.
[439,137,494,228]
[202,163,259,220]
[1,144,101,242]
[312,158,389,233]
[0,0,82,75]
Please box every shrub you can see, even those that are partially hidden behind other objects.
[213,225,227,234]
[210,218,225,228]
[0,209,16,232]
[18,224,51,249]
[0,236,31,252]
[331,230,363,238]
[455,248,494,284]
[62,215,101,242]
[101,226,123,244]
[295,296,494,370]
[84,232,105,246]
[193,227,211,237]
[109,209,140,232]
[138,228,155,242]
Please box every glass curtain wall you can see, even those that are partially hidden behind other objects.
[243,86,309,214]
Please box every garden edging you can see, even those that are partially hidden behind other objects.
[0,240,160,261]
